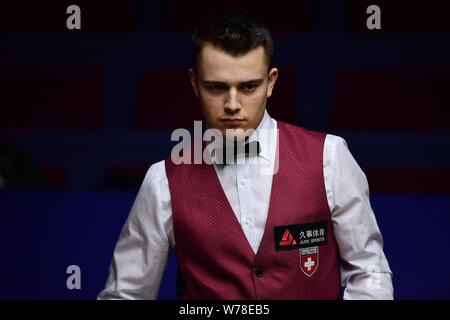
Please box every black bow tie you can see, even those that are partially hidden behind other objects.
[216,140,261,164]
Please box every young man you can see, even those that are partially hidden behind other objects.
[98,11,393,300]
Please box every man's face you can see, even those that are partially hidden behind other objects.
[189,43,278,141]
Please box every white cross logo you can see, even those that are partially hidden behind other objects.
[304,257,315,271]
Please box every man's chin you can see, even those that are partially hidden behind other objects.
[221,127,251,142]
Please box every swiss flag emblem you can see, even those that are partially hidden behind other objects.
[300,247,319,276]
[279,229,297,246]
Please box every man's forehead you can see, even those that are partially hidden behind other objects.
[198,44,268,82]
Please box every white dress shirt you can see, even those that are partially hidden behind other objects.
[98,110,394,300]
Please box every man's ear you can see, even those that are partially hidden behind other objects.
[189,68,200,98]
[266,67,278,98]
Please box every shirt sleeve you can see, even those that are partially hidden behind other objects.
[97,160,174,300]
[324,134,394,300]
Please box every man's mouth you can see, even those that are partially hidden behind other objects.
[221,118,243,126]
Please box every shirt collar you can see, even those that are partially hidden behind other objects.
[204,109,275,164]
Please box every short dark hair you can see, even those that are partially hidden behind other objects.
[191,11,273,74]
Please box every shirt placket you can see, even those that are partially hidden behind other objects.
[236,160,256,253]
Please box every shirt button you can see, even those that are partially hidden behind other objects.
[245,218,251,225]
[255,268,263,277]
[240,179,246,186]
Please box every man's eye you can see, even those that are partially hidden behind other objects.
[243,84,257,92]
[210,86,225,92]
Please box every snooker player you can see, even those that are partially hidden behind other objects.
[98,11,393,300]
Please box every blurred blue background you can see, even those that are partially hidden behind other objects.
[0,0,449,299]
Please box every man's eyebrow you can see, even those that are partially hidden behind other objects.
[201,79,264,86]
[201,80,227,86]
[241,79,264,85]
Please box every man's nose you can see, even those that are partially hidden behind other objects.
[224,88,241,112]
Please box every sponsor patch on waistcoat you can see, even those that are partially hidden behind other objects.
[274,220,328,251]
